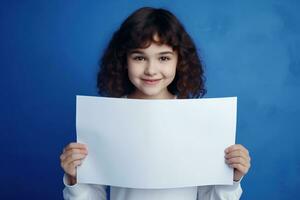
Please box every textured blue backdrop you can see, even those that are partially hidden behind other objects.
[1,0,299,199]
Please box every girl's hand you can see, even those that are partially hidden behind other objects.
[60,142,88,185]
[225,144,251,182]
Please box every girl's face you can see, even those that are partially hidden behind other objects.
[127,41,178,99]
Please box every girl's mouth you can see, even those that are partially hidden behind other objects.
[141,78,162,85]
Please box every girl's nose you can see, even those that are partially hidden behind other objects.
[144,60,157,76]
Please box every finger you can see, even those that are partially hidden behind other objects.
[70,159,83,169]
[225,150,250,161]
[225,144,246,152]
[61,148,88,160]
[225,144,249,155]
[230,163,249,174]
[62,153,87,166]
[64,142,88,152]
[63,142,88,153]
[225,156,249,168]
[63,160,82,178]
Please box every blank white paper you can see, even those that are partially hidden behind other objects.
[76,95,237,189]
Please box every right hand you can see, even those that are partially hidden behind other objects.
[60,142,88,185]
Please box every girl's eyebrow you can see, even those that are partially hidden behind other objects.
[129,50,174,55]
[158,51,174,55]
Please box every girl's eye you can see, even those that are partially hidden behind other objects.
[159,56,170,62]
[133,56,145,61]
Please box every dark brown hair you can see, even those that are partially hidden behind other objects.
[97,7,206,98]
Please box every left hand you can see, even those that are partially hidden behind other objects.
[225,144,251,182]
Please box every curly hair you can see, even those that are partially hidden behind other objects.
[97,7,206,98]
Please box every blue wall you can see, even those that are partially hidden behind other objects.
[1,0,299,199]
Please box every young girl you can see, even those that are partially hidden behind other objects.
[60,7,251,200]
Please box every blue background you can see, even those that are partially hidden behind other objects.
[1,0,299,199]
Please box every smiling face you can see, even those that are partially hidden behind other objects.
[126,41,178,99]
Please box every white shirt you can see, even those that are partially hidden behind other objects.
[63,174,242,200]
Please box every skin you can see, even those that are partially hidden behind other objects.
[126,39,177,99]
[60,38,251,185]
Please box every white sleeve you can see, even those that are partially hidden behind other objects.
[62,174,107,200]
[197,180,242,200]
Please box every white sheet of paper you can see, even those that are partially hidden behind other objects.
[76,95,237,189]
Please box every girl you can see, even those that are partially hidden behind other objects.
[60,7,251,200]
